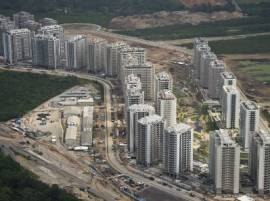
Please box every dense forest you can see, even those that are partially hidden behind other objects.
[0,151,80,201]
[0,0,185,16]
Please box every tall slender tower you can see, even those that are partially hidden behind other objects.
[209,129,240,194]
[137,114,164,167]
[163,123,193,178]
[240,101,260,151]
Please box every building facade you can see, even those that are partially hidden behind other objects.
[209,129,240,194]
[3,28,32,64]
[249,131,270,195]
[154,71,173,103]
[208,59,225,99]
[137,114,164,167]
[156,90,177,128]
[199,51,217,88]
[221,86,240,129]
[32,34,61,69]
[127,104,155,154]
[240,101,259,151]
[163,123,193,177]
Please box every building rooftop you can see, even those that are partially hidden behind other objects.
[221,72,236,80]
[129,104,155,113]
[67,35,86,42]
[158,90,176,100]
[197,43,210,52]
[8,28,30,34]
[194,37,208,45]
[214,129,237,146]
[138,114,163,125]
[40,24,63,30]
[83,106,94,118]
[256,130,270,145]
[201,51,216,60]
[241,101,259,111]
[126,74,141,83]
[34,33,59,40]
[65,126,77,140]
[165,123,192,134]
[155,71,172,81]
[210,59,225,69]
[223,85,238,94]
[67,115,80,126]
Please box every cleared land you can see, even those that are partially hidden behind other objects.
[115,16,270,40]
[0,70,101,122]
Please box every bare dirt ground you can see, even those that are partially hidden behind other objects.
[224,53,270,104]
[109,11,242,29]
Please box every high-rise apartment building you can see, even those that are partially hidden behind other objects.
[208,59,225,99]
[154,71,173,103]
[156,90,177,128]
[0,16,15,55]
[193,38,210,80]
[240,101,259,151]
[32,34,61,69]
[39,25,64,40]
[221,86,240,129]
[127,104,155,153]
[163,123,193,177]
[64,35,87,70]
[122,62,155,100]
[13,11,34,28]
[3,29,32,64]
[249,131,270,195]
[87,38,108,73]
[107,42,127,76]
[199,51,217,88]
[137,114,164,167]
[209,129,240,194]
[220,72,237,99]
[40,18,58,26]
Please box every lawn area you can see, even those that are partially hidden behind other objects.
[49,12,113,27]
[0,151,80,201]
[236,60,270,82]
[115,16,270,40]
[181,35,270,54]
[0,70,101,122]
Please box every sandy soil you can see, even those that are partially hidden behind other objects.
[109,11,242,29]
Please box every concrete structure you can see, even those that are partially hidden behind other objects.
[22,20,41,32]
[40,18,58,26]
[220,72,237,99]
[106,42,127,76]
[125,74,144,111]
[32,34,61,69]
[240,101,260,151]
[193,38,210,79]
[249,131,270,195]
[65,35,87,70]
[0,16,15,55]
[154,71,173,103]
[208,59,225,99]
[65,115,80,146]
[81,106,93,146]
[3,29,32,64]
[163,123,193,177]
[199,51,216,88]
[122,62,155,100]
[13,11,34,28]
[221,86,240,129]
[137,114,164,167]
[39,25,64,40]
[156,90,177,128]
[120,47,146,68]
[87,37,108,73]
[127,104,155,153]
[209,129,240,194]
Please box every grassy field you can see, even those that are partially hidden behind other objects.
[236,60,270,82]
[48,12,113,27]
[181,35,270,54]
[0,70,101,122]
[115,16,270,40]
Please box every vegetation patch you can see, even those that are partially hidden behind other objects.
[115,16,270,40]
[0,70,102,122]
[0,151,80,201]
